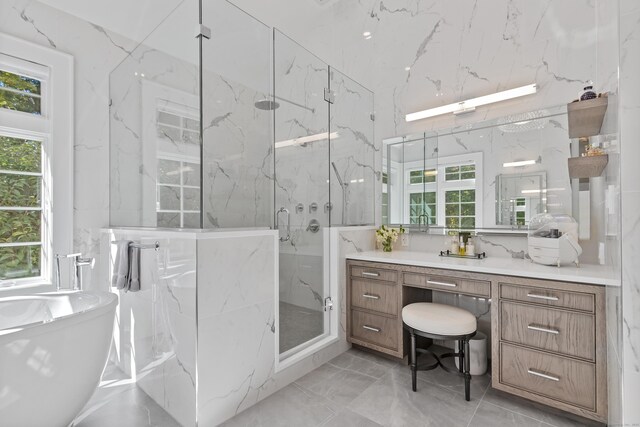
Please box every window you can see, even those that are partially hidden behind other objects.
[409,192,437,224]
[0,70,42,115]
[156,157,200,228]
[402,152,482,230]
[0,35,73,288]
[157,108,199,145]
[382,172,388,224]
[445,189,476,229]
[0,135,42,280]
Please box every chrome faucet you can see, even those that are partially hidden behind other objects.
[417,213,430,233]
[55,253,95,291]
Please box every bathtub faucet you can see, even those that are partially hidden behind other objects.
[55,253,95,291]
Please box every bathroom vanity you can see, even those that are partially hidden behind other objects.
[345,251,615,423]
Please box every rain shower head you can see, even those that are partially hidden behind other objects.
[254,99,280,111]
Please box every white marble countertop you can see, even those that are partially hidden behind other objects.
[346,250,620,286]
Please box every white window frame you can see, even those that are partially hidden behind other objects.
[402,152,483,228]
[0,33,73,291]
[156,153,201,228]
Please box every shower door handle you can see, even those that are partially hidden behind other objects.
[277,207,290,242]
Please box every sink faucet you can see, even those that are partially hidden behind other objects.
[55,253,95,291]
[417,213,430,233]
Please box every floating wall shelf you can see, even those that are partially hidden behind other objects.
[568,154,609,179]
[567,95,609,138]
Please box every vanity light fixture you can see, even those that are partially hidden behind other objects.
[503,159,537,168]
[503,156,542,168]
[275,132,339,149]
[405,83,537,122]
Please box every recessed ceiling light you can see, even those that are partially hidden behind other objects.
[405,66,411,71]
[363,31,371,37]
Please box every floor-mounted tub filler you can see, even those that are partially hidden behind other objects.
[0,291,117,427]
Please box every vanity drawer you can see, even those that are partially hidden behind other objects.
[351,309,398,351]
[499,342,596,411]
[351,278,398,315]
[499,282,594,313]
[500,301,595,361]
[403,272,490,298]
[351,265,397,283]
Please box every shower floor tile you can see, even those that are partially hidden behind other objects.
[279,301,324,353]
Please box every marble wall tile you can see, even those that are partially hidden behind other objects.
[102,229,197,427]
[620,2,640,424]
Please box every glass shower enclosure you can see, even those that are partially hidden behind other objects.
[108,1,374,423]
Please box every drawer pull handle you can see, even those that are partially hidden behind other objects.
[527,324,560,335]
[526,293,559,301]
[362,325,381,333]
[427,280,457,288]
[363,293,380,300]
[527,368,560,382]
[362,271,380,277]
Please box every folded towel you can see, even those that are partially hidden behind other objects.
[127,244,141,292]
[112,240,132,290]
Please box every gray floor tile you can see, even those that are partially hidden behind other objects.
[348,372,479,427]
[328,349,396,379]
[74,386,181,427]
[481,387,604,427]
[295,363,379,406]
[321,409,383,427]
[389,361,491,401]
[221,383,336,427]
[280,302,324,353]
[469,401,549,427]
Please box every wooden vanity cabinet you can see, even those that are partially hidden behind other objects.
[346,259,607,423]
[492,276,607,423]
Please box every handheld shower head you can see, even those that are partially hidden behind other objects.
[331,162,346,187]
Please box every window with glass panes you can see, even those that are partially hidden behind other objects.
[157,108,199,145]
[515,197,526,225]
[156,157,201,228]
[0,66,46,280]
[382,172,389,224]
[445,189,476,229]
[407,168,437,225]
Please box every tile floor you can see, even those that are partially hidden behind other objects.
[76,346,604,427]
[279,301,324,353]
[223,346,603,427]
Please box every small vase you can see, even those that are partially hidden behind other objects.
[382,241,393,252]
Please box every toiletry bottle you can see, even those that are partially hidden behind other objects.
[467,237,475,256]
[459,235,466,256]
[580,85,597,101]
[450,235,459,254]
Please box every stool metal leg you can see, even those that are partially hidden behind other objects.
[410,330,417,392]
[463,338,471,401]
[458,339,464,373]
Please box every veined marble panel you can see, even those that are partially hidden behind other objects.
[620,3,640,424]
[102,230,197,427]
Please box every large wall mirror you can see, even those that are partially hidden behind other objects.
[383,105,573,233]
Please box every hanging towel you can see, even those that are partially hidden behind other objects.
[112,240,132,290]
[127,244,141,292]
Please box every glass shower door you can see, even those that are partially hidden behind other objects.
[274,30,331,357]
[329,67,375,226]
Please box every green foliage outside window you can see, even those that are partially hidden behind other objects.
[0,70,42,115]
[0,136,43,280]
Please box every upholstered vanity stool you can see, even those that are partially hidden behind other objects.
[402,302,477,401]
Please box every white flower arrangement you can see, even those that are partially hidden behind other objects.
[376,225,405,252]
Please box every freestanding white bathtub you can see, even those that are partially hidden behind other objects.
[0,291,118,427]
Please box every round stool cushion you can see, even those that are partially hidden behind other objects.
[402,302,477,336]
